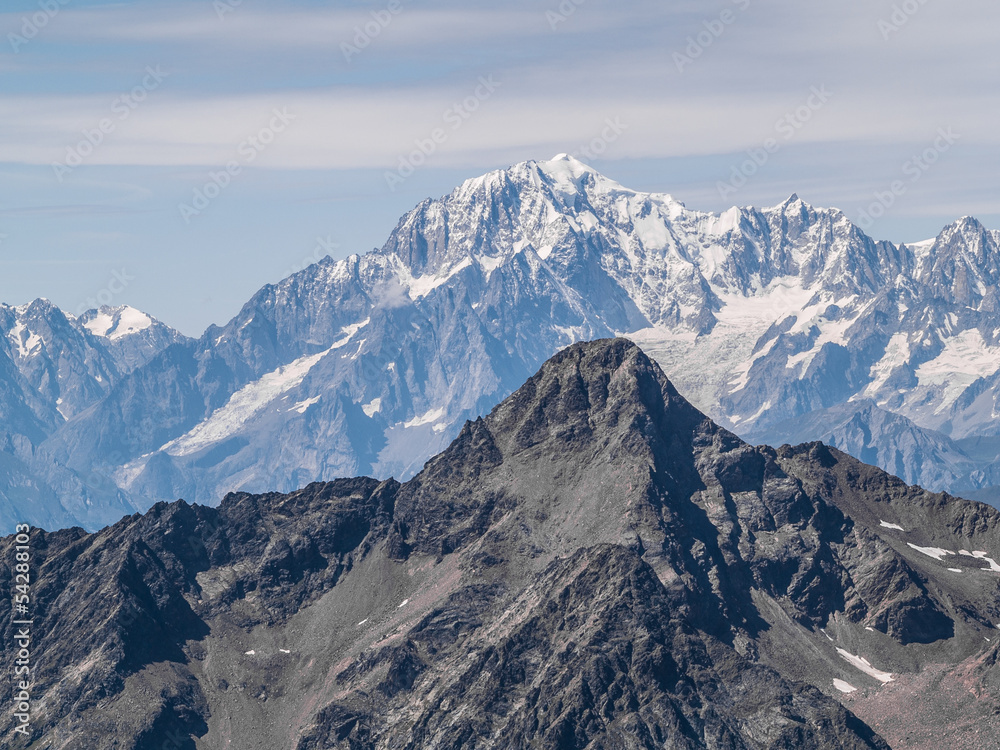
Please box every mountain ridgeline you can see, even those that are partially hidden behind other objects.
[0,302,188,531]
[2,155,1000,530]
[4,340,1000,748]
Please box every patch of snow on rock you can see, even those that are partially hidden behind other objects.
[291,395,321,414]
[907,543,955,561]
[836,648,894,683]
[161,346,334,456]
[833,679,857,694]
[362,397,382,418]
[404,407,445,429]
[107,306,153,340]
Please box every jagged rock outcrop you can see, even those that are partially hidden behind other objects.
[5,157,996,532]
[4,340,1000,748]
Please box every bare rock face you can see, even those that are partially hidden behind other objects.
[14,159,998,535]
[0,301,189,532]
[4,339,1000,748]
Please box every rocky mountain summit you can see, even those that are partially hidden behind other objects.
[3,156,1000,531]
[0,302,187,532]
[4,339,1000,749]
[35,158,1000,529]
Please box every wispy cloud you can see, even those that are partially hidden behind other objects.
[0,0,996,173]
[0,0,995,333]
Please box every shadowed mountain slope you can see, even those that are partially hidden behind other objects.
[3,339,1000,748]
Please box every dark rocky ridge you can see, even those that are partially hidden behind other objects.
[18,159,999,533]
[3,339,1000,748]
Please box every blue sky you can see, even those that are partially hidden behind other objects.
[1,0,997,335]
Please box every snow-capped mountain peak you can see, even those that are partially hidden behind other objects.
[7,158,1000,534]
[81,305,154,340]
[916,217,1000,308]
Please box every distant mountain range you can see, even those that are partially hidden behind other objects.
[6,340,1000,748]
[2,155,1000,531]
[0,300,187,531]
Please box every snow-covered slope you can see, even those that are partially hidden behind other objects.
[15,156,1000,529]
[0,302,188,530]
[0,301,188,421]
[77,304,189,372]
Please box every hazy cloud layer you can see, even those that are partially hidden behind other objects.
[3,0,997,167]
[0,0,996,333]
